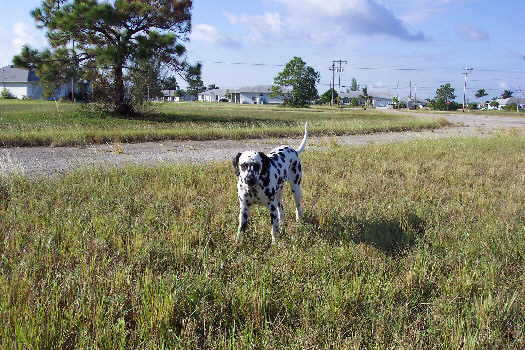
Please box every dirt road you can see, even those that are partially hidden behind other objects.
[1,111,524,178]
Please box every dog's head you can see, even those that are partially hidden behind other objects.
[232,151,269,187]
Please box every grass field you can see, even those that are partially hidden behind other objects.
[0,100,449,147]
[0,132,524,348]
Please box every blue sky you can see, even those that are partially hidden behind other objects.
[1,0,524,101]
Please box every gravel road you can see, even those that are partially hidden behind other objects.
[1,111,524,178]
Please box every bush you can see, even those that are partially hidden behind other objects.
[502,103,517,112]
[0,88,16,99]
[429,99,461,111]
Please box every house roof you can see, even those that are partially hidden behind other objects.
[495,97,518,105]
[200,88,228,96]
[233,85,275,93]
[339,91,362,99]
[232,85,294,94]
[0,65,40,83]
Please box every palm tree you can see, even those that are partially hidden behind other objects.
[501,90,513,99]
[475,89,488,109]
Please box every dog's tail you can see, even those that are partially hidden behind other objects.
[296,122,308,154]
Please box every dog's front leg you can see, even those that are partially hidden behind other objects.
[237,203,250,243]
[268,201,280,244]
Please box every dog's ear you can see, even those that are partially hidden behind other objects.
[259,152,271,176]
[232,153,241,176]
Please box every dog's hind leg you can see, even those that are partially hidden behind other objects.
[290,183,302,222]
[275,190,285,223]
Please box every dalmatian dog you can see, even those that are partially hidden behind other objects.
[232,123,308,244]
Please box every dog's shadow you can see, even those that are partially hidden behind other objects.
[302,212,426,256]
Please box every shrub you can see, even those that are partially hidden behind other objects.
[0,88,16,99]
[502,103,517,112]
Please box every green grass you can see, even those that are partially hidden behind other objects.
[0,100,449,147]
[1,132,524,348]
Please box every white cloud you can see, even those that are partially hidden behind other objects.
[395,0,479,25]
[455,22,489,41]
[224,11,314,45]
[12,22,47,49]
[190,23,240,48]
[499,82,509,90]
[227,0,427,46]
[0,23,47,66]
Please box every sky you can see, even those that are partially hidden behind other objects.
[1,0,524,101]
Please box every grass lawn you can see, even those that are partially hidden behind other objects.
[0,132,524,348]
[0,100,449,147]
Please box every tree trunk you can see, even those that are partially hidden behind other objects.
[113,65,132,114]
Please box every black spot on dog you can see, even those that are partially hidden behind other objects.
[294,174,300,184]
[291,160,297,173]
[298,163,302,172]
[232,153,241,176]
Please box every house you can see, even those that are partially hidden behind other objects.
[230,85,287,105]
[493,97,522,110]
[160,89,195,102]
[1,65,89,100]
[198,88,229,102]
[339,91,366,106]
[371,92,393,108]
[0,65,42,99]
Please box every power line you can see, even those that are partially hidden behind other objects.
[195,59,525,74]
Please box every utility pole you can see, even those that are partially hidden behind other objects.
[518,86,522,112]
[462,67,473,112]
[330,63,336,106]
[414,83,417,109]
[329,60,347,107]
[333,59,347,107]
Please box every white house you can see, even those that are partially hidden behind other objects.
[198,88,229,102]
[230,85,287,104]
[0,65,43,99]
[493,97,522,110]
[159,89,195,102]
[1,65,89,100]
[371,92,393,107]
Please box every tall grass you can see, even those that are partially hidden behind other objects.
[1,132,524,348]
[0,100,449,147]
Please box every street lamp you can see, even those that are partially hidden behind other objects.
[462,67,473,112]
